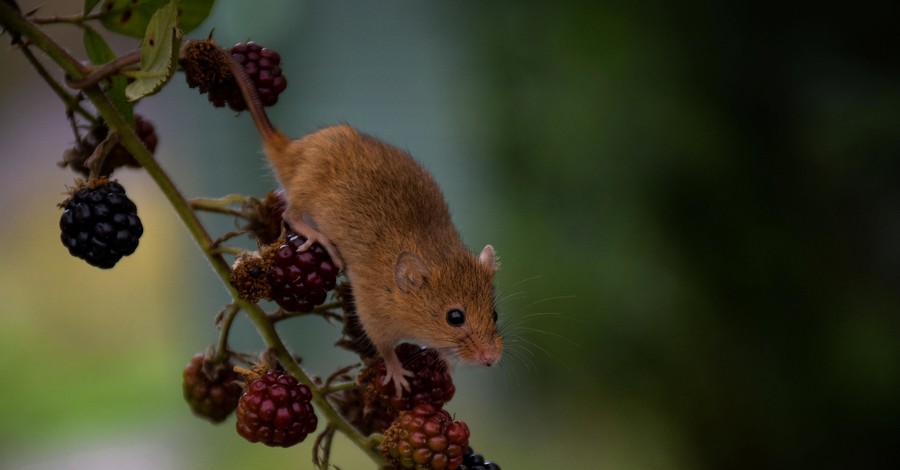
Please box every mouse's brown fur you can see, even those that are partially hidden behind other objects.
[223,47,503,395]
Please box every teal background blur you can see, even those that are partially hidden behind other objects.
[1,1,899,469]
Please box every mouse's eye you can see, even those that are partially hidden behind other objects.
[446,309,466,327]
[492,309,498,323]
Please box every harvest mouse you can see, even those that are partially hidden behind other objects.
[223,48,503,395]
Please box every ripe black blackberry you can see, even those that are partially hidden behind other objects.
[235,370,317,447]
[59,180,143,268]
[265,233,338,312]
[380,403,470,470]
[182,353,242,423]
[226,42,287,111]
[462,447,502,470]
[361,343,456,412]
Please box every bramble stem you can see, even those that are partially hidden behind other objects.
[65,49,140,89]
[213,303,240,363]
[19,45,95,122]
[1,4,384,466]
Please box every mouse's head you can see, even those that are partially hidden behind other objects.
[393,245,503,367]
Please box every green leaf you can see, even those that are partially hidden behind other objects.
[82,24,115,64]
[84,0,102,15]
[99,0,215,38]
[82,25,134,124]
[124,0,182,101]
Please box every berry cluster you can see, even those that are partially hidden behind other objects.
[236,370,318,447]
[181,40,287,112]
[182,353,242,423]
[229,231,339,312]
[380,403,470,470]
[226,42,287,111]
[59,180,143,268]
[267,233,339,312]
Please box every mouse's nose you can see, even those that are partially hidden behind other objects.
[477,343,501,366]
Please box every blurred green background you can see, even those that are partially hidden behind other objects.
[1,0,898,469]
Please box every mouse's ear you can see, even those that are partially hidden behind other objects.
[479,244,499,272]
[395,251,430,292]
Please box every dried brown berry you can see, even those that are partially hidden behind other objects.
[182,353,242,423]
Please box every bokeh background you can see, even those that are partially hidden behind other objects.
[1,0,899,468]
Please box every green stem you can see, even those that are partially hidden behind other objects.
[1,4,384,466]
[213,303,240,363]
[19,45,95,122]
[0,3,88,78]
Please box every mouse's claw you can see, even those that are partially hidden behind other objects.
[284,213,344,269]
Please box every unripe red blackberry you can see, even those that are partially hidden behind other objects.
[182,353,242,423]
[59,179,143,268]
[235,370,317,447]
[265,233,338,312]
[380,403,470,470]
[365,343,456,412]
[226,42,287,111]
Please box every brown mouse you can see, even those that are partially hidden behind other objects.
[223,49,503,395]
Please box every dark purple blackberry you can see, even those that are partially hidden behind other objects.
[266,233,338,312]
[365,343,456,412]
[462,447,502,470]
[235,370,317,447]
[226,42,287,111]
[59,180,143,268]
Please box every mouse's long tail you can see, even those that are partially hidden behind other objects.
[221,47,288,150]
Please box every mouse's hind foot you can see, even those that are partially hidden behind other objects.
[283,212,344,269]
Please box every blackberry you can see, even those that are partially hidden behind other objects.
[59,179,143,268]
[462,447,502,470]
[182,353,242,423]
[235,370,317,447]
[361,344,455,432]
[265,233,338,312]
[380,403,470,470]
[226,42,288,111]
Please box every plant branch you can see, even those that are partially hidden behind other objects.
[0,3,88,78]
[213,303,240,363]
[2,3,384,466]
[18,44,95,122]
[65,49,140,89]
